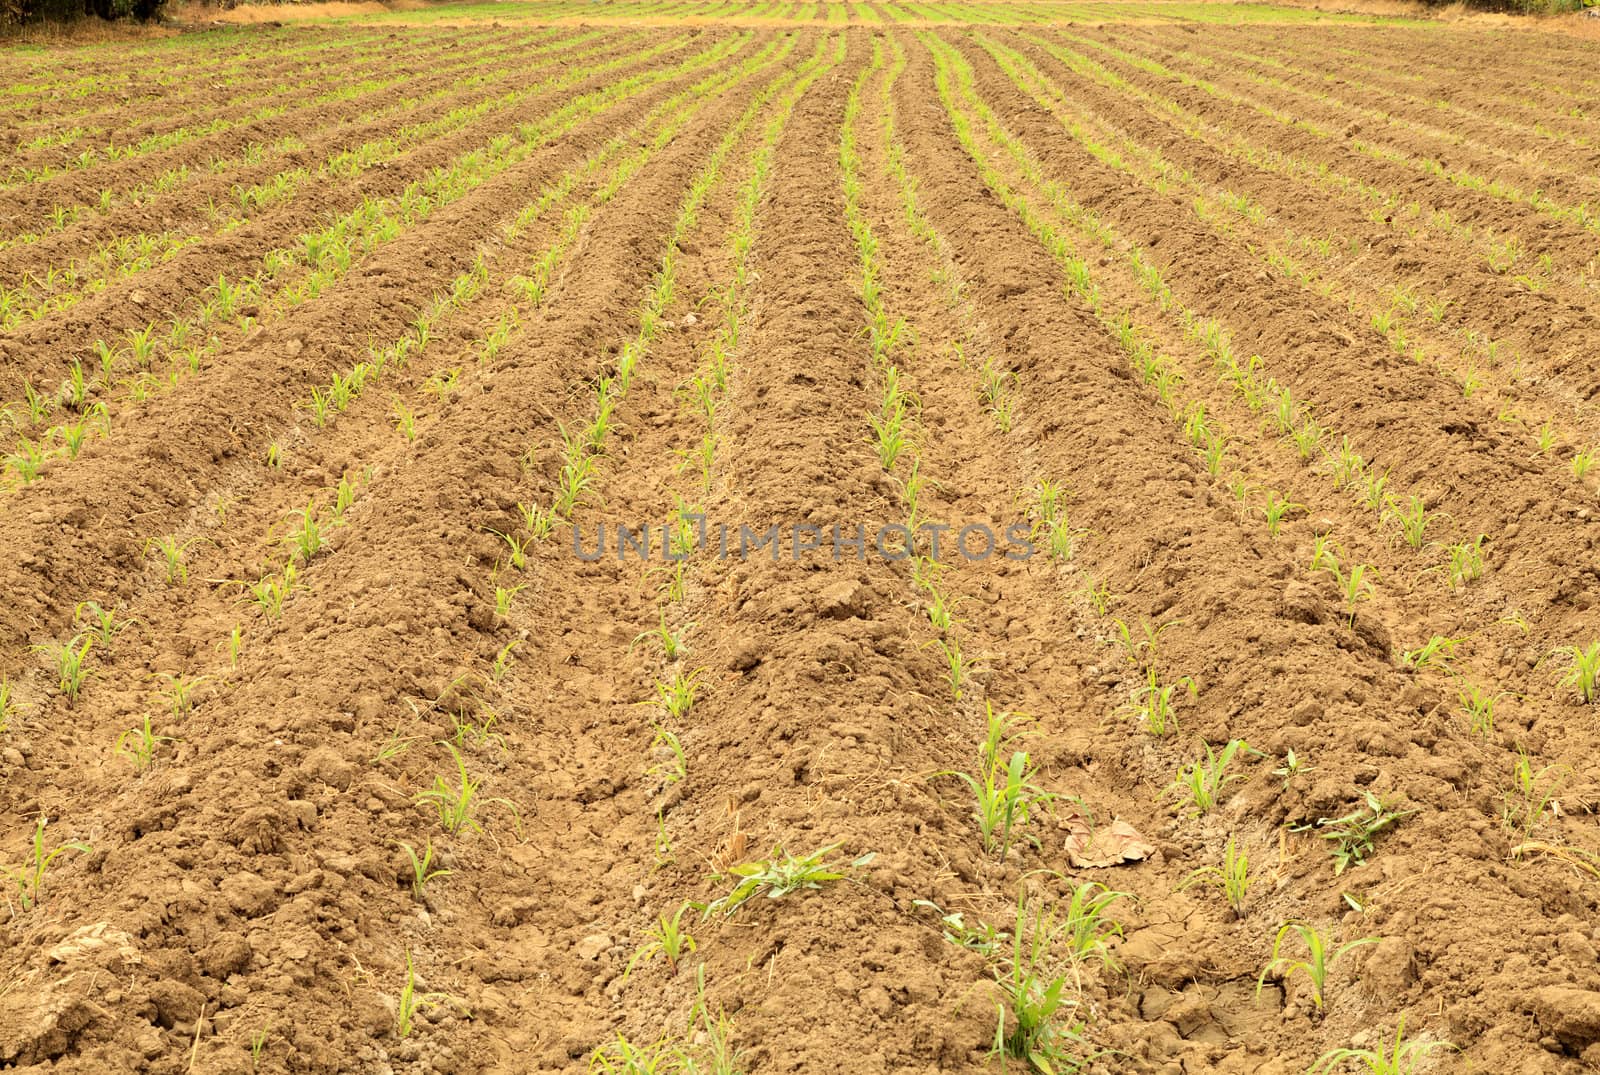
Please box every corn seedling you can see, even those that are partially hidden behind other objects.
[333,476,358,522]
[1170,739,1249,816]
[1456,682,1505,736]
[395,951,463,1039]
[946,747,1053,864]
[73,600,130,649]
[1177,836,1255,918]
[1258,490,1302,538]
[654,669,702,720]
[703,843,871,918]
[415,742,516,835]
[392,399,416,442]
[1502,750,1564,840]
[398,839,451,898]
[489,641,518,683]
[146,534,200,584]
[991,889,1097,1074]
[243,564,297,621]
[624,902,698,979]
[1443,535,1485,589]
[1315,551,1376,629]
[1109,616,1181,671]
[1401,635,1462,673]
[35,634,93,703]
[925,586,962,634]
[1576,447,1597,481]
[489,528,530,571]
[0,678,12,732]
[1300,792,1416,875]
[1553,641,1600,703]
[1126,667,1196,737]
[517,501,554,542]
[494,583,524,619]
[646,724,687,785]
[1309,1015,1456,1074]
[249,1024,270,1070]
[1257,922,1378,1012]
[285,500,323,564]
[1053,881,1128,968]
[916,900,1009,955]
[116,714,173,771]
[634,611,692,661]
[157,672,206,718]
[926,635,981,700]
[1383,494,1442,550]
[4,818,91,913]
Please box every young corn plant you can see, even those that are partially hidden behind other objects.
[1401,635,1462,673]
[392,399,417,442]
[284,501,323,565]
[35,634,93,703]
[415,743,517,836]
[0,678,13,732]
[991,889,1098,1075]
[1553,641,1600,704]
[489,528,531,572]
[927,636,982,700]
[1257,922,1378,1013]
[395,951,464,1039]
[115,714,174,771]
[4,818,91,913]
[1308,1016,1456,1075]
[1169,739,1250,817]
[73,600,130,650]
[1274,749,1316,788]
[1257,491,1302,538]
[1502,750,1564,840]
[157,672,206,718]
[1383,494,1442,550]
[146,535,200,584]
[654,669,703,720]
[1443,535,1485,589]
[946,748,1054,864]
[703,843,872,918]
[1456,683,1506,736]
[646,724,686,786]
[623,902,698,980]
[1301,792,1416,875]
[493,583,524,620]
[1176,836,1255,918]
[398,839,451,899]
[1126,667,1196,737]
[1318,553,1377,629]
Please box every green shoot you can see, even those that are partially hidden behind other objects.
[1309,1015,1455,1074]
[1257,922,1378,1012]
[399,839,451,898]
[1176,836,1255,918]
[624,902,698,979]
[4,818,91,913]
[1553,641,1600,703]
[1301,792,1416,875]
[116,714,174,771]
[396,951,464,1039]
[415,743,516,835]
[704,843,871,918]
[1169,739,1249,817]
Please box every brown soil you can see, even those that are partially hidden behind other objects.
[2,11,1600,1075]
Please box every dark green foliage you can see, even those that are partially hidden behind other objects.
[3,0,164,29]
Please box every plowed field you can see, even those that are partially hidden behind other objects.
[3,3,1600,1073]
